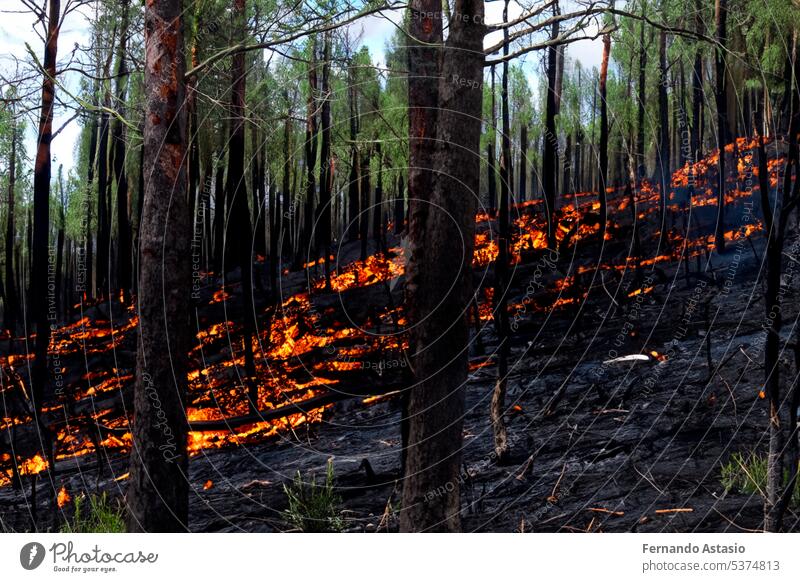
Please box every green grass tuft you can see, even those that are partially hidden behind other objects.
[721,452,800,508]
[60,492,126,533]
[283,459,344,532]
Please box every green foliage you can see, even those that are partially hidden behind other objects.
[61,492,126,533]
[721,452,800,508]
[283,460,344,532]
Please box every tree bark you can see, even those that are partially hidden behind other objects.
[543,1,560,247]
[30,0,60,482]
[598,33,611,239]
[714,0,728,253]
[491,0,512,462]
[400,0,485,533]
[111,0,131,303]
[127,0,191,532]
[4,114,19,334]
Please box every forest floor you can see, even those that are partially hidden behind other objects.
[1,191,798,532]
[181,229,794,533]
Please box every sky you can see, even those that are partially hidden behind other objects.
[0,1,605,176]
[0,2,92,176]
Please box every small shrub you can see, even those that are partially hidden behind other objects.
[61,492,126,533]
[721,452,800,508]
[283,460,344,532]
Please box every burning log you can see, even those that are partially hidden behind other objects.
[188,375,404,432]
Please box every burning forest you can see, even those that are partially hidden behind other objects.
[0,0,800,542]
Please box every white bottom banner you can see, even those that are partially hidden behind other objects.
[1,533,798,581]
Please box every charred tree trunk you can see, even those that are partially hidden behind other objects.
[213,146,226,273]
[346,61,360,242]
[491,1,512,462]
[762,39,800,532]
[359,147,371,261]
[84,109,98,302]
[317,33,333,290]
[542,1,560,247]
[401,0,485,533]
[399,0,443,480]
[127,0,191,532]
[519,123,528,201]
[55,166,65,321]
[656,27,670,245]
[111,0,131,303]
[598,33,611,240]
[303,41,319,261]
[30,0,60,485]
[4,114,19,334]
[636,16,647,180]
[225,0,256,412]
[373,143,384,251]
[96,104,111,298]
[714,0,728,253]
[488,66,497,216]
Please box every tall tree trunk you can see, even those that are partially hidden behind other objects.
[656,27,670,245]
[346,61,360,242]
[4,114,18,334]
[127,0,191,532]
[213,146,226,273]
[373,142,384,251]
[303,40,319,261]
[636,15,647,180]
[763,36,799,532]
[317,33,333,289]
[84,108,98,302]
[30,0,60,487]
[491,0,512,462]
[400,0,485,533]
[599,33,611,239]
[55,166,65,322]
[487,65,497,216]
[399,0,443,478]
[519,123,528,201]
[96,107,111,298]
[714,0,728,253]
[359,147,371,261]
[111,0,131,303]
[224,0,256,412]
[542,1,560,247]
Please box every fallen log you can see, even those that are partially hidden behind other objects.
[188,378,404,432]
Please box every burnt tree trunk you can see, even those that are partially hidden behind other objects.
[30,0,60,482]
[111,0,131,303]
[400,0,485,533]
[225,0,257,412]
[488,66,496,216]
[303,40,319,261]
[317,33,333,289]
[598,33,611,240]
[636,15,647,180]
[399,0,442,480]
[491,0,512,462]
[714,0,728,253]
[542,1,559,247]
[127,0,192,532]
[4,114,19,334]
[656,27,670,246]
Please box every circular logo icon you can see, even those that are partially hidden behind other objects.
[20,542,46,570]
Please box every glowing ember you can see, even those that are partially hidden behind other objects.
[57,485,72,508]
